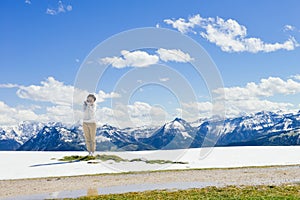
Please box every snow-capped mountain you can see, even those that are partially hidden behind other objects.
[16,123,153,151]
[95,124,149,151]
[0,121,45,150]
[140,118,197,149]
[18,123,85,151]
[217,111,300,146]
[1,110,300,151]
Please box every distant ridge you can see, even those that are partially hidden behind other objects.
[0,110,299,151]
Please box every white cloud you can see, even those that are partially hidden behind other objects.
[291,74,300,81]
[182,101,213,112]
[214,77,300,100]
[0,76,120,126]
[46,1,72,15]
[0,83,20,88]
[101,48,193,68]
[46,8,57,15]
[0,101,39,126]
[66,5,72,11]
[57,0,65,13]
[2,75,300,127]
[127,101,151,117]
[210,76,300,117]
[16,77,73,105]
[156,48,194,62]
[0,99,165,127]
[0,101,83,126]
[96,90,120,101]
[41,105,81,124]
[8,77,120,106]
[225,99,293,117]
[101,50,159,68]
[177,101,213,122]
[127,102,168,127]
[164,14,299,53]
[159,77,170,82]
[284,25,295,32]
[95,102,170,128]
[171,76,300,122]
[25,0,31,4]
[164,15,203,34]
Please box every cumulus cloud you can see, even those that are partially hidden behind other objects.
[156,48,194,62]
[176,101,213,122]
[101,49,193,68]
[16,77,75,106]
[175,76,300,121]
[95,102,169,128]
[164,14,299,53]
[284,25,295,32]
[59,76,300,124]
[225,99,293,117]
[214,77,300,100]
[0,101,39,126]
[46,0,72,15]
[101,50,159,68]
[210,76,300,117]
[0,101,83,126]
[0,77,120,126]
[182,101,213,112]
[1,75,300,127]
[126,102,168,127]
[291,74,300,81]
[41,105,81,124]
[1,77,120,106]
[164,15,203,34]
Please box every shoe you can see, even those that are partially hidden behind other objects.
[89,152,94,156]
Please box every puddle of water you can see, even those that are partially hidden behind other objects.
[2,181,219,200]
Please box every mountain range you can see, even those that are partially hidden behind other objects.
[1,110,300,151]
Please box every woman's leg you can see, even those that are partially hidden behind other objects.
[83,122,92,153]
[89,123,97,153]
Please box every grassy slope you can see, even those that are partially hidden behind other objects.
[63,185,300,200]
[58,154,188,164]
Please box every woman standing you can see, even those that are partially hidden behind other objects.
[83,94,97,156]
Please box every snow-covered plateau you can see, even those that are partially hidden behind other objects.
[1,146,299,180]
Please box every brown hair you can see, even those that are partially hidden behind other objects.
[87,94,96,101]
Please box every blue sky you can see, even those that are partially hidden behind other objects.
[1,0,300,127]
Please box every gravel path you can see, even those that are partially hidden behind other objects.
[1,165,300,198]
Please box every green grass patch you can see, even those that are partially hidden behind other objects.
[95,154,127,162]
[56,184,300,200]
[58,155,87,161]
[145,159,188,165]
[58,154,188,165]
[129,158,144,162]
[58,154,127,162]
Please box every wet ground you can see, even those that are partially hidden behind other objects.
[1,165,300,199]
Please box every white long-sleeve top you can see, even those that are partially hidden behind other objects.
[83,101,96,123]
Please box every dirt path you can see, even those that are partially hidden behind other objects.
[1,165,300,198]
